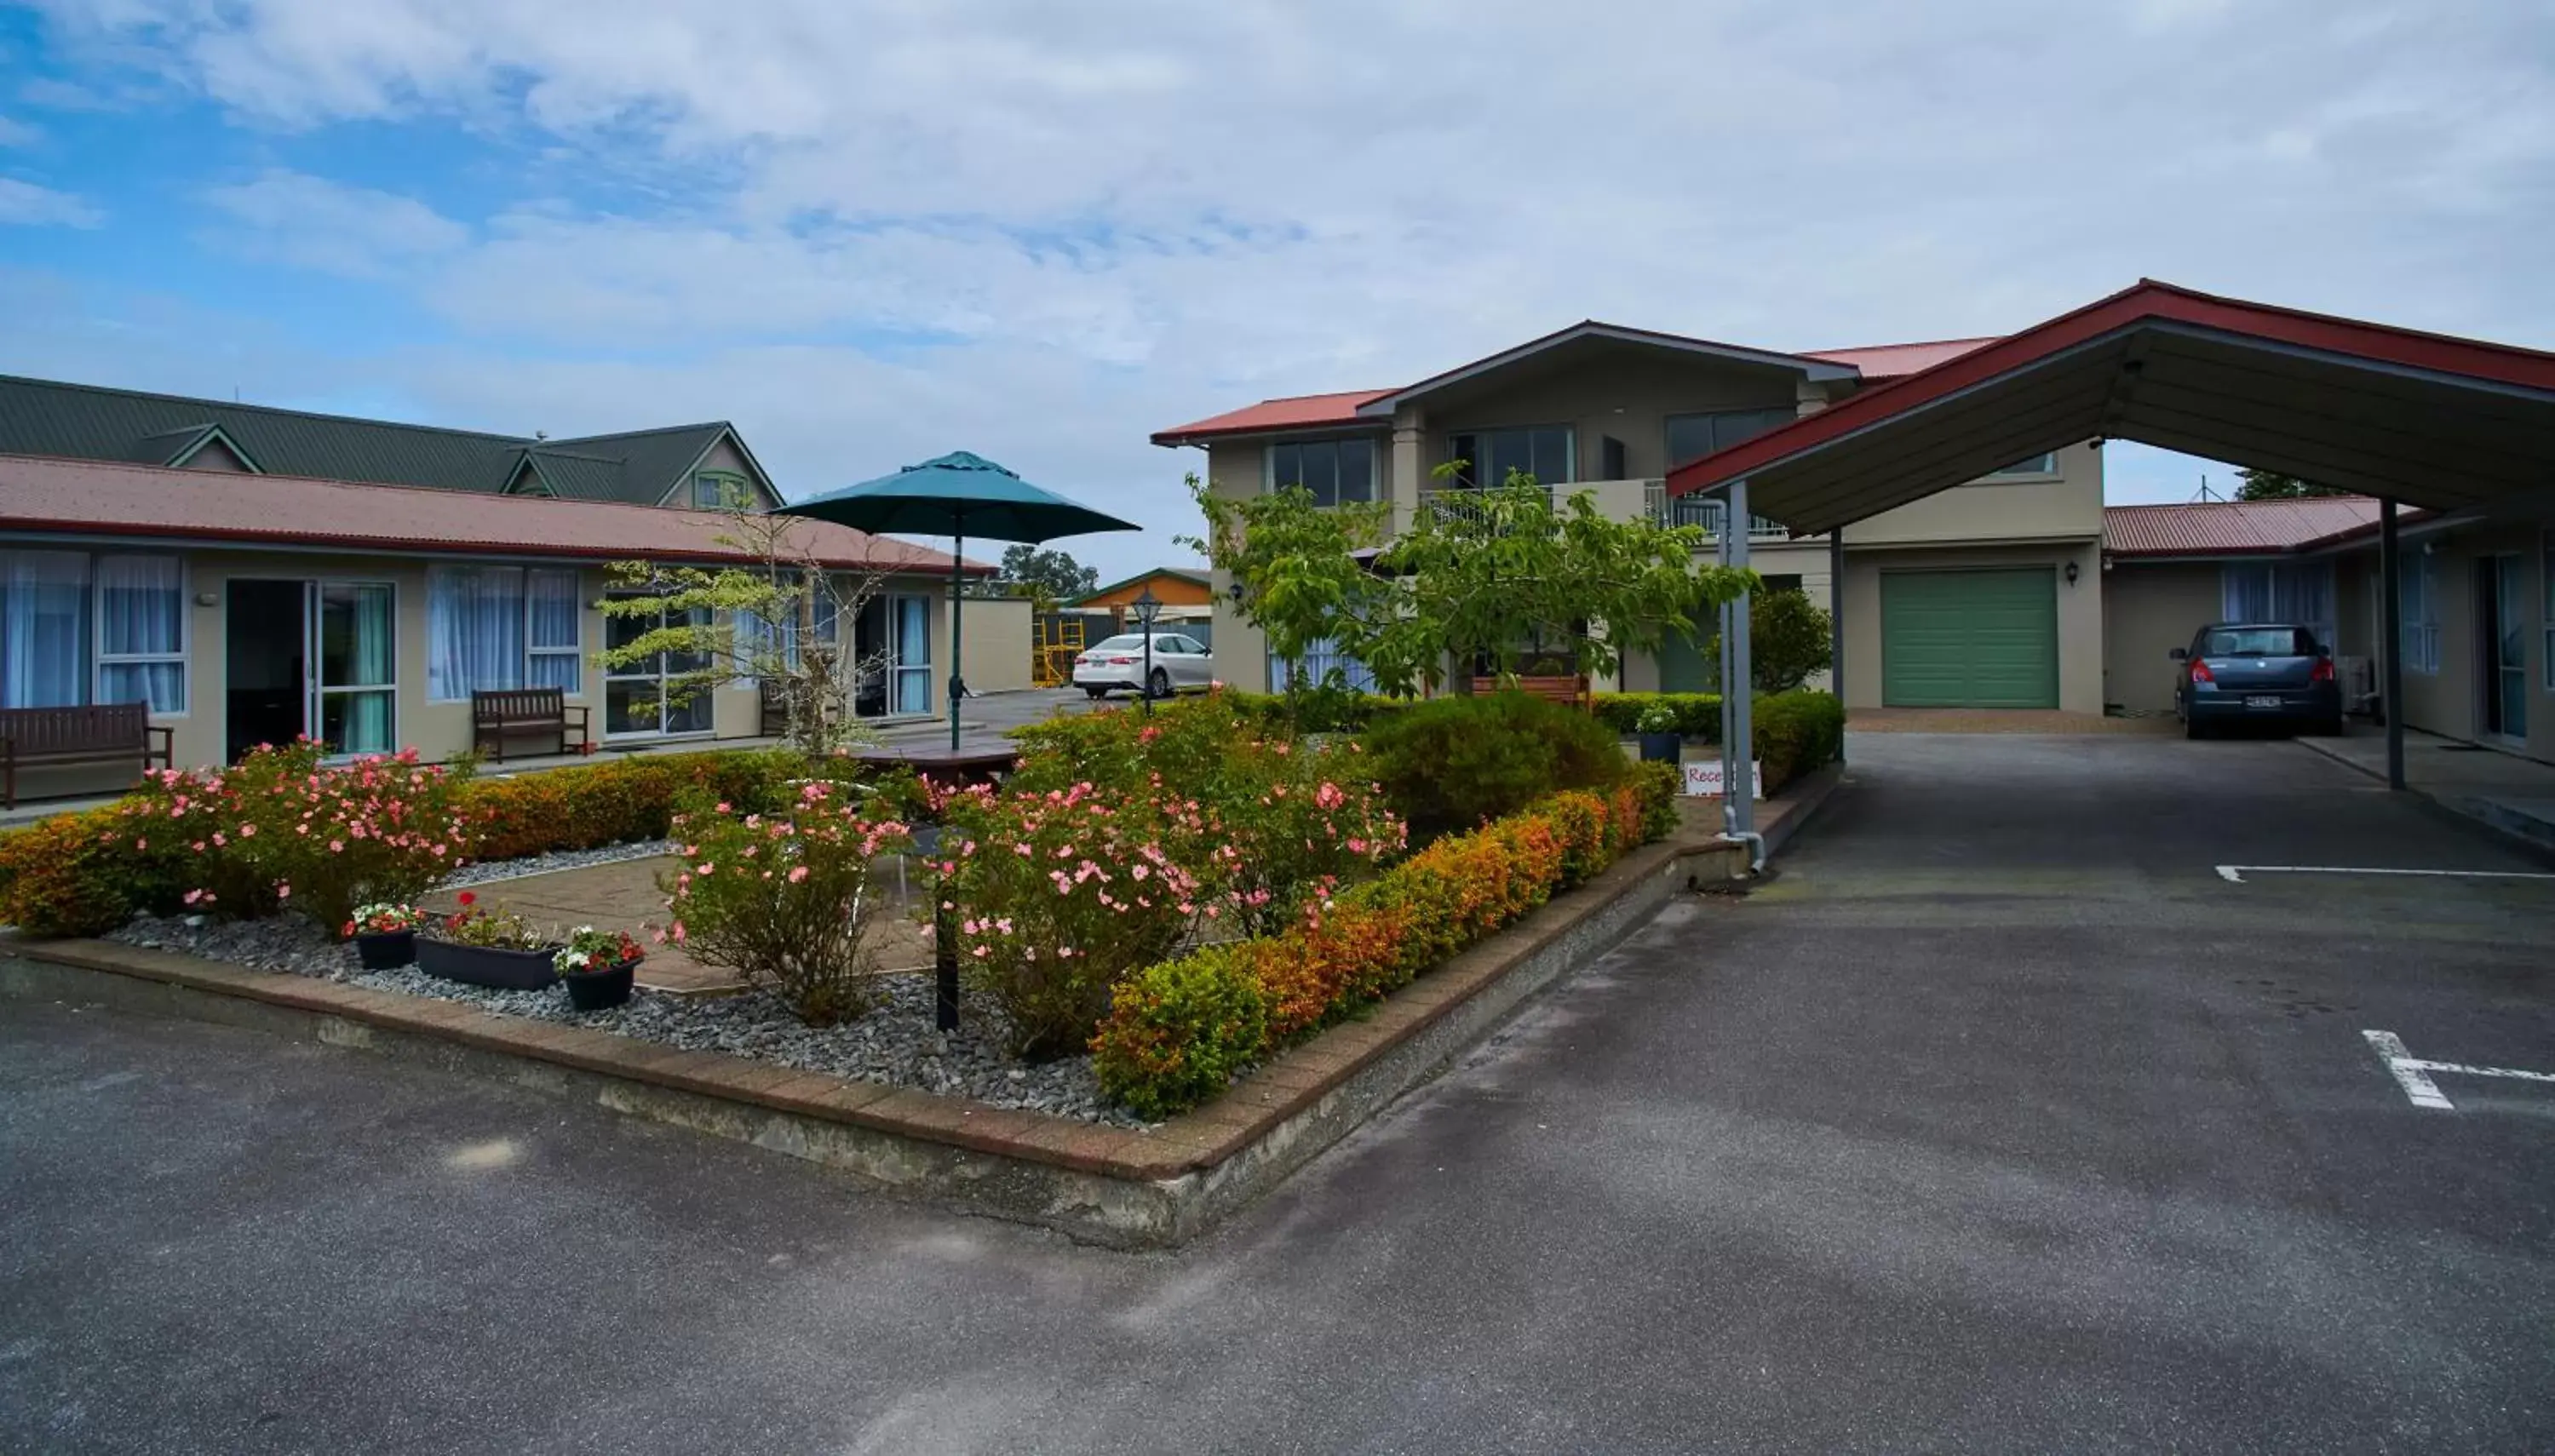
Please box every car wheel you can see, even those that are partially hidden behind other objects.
[2185,716,2211,741]
[1083,686,1106,700]
[1148,668,1170,700]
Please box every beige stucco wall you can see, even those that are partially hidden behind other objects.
[1423,349,1799,485]
[1838,542,2104,714]
[2388,522,2552,760]
[953,592,1032,696]
[2100,562,2221,713]
[654,433,774,509]
[1846,441,2104,547]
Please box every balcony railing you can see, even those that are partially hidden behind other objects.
[1417,484,1554,528]
[1642,480,1789,541]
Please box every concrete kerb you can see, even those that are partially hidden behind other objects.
[0,767,1846,1248]
[2292,737,2555,863]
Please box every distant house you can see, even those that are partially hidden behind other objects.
[0,378,1037,800]
[0,373,783,510]
[1069,568,1214,639]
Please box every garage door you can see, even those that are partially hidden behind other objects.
[1880,568,2058,708]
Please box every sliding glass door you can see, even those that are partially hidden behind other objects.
[314,582,395,754]
[893,595,933,714]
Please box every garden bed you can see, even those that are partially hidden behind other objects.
[106,910,1138,1125]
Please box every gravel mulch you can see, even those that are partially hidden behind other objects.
[106,909,1141,1127]
[441,838,675,889]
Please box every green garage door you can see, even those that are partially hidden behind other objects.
[1880,569,2058,708]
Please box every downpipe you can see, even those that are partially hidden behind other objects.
[1717,830,1766,875]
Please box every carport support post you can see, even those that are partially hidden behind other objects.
[1829,529,1846,762]
[1719,479,1757,843]
[2379,497,2406,790]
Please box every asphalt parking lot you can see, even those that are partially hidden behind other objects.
[3,731,2549,1453]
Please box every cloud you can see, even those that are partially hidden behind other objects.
[19,0,2555,565]
[0,176,103,226]
[200,168,469,277]
[0,115,41,146]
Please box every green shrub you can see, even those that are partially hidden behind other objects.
[1360,691,1625,836]
[460,748,807,861]
[1753,690,1846,794]
[1088,946,1272,1121]
[0,806,189,937]
[1590,692,1721,737]
[1092,768,1678,1118]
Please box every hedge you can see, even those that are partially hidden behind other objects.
[1591,690,1846,795]
[0,748,824,937]
[1090,760,1681,1119]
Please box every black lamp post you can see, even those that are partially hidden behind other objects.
[1133,584,1163,714]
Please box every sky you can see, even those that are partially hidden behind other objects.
[2,0,2551,581]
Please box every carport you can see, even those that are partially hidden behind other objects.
[1669,279,2555,846]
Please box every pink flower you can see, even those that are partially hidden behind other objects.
[276,884,291,900]
[238,823,258,838]
[329,840,344,853]
[697,863,715,875]
[787,865,809,884]
[182,888,204,905]
[972,945,990,959]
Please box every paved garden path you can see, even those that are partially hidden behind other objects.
[8,731,2551,1453]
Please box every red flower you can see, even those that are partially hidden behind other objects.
[456,891,477,907]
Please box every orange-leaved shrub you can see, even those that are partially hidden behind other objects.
[1092,762,1679,1119]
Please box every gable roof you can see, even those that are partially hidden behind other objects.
[0,453,992,575]
[1668,278,2555,534]
[1801,336,2001,380]
[1071,566,1213,605]
[0,374,762,507]
[1350,320,1857,420]
[2104,496,2386,558]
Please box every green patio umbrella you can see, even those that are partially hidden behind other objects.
[778,450,1140,749]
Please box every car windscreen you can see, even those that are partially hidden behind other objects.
[2200,628,2317,657]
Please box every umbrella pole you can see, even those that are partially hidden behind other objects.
[949,528,964,753]
[937,522,966,1034]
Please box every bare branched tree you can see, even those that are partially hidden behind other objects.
[594,484,898,756]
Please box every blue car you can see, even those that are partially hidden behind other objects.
[2172,622,2344,739]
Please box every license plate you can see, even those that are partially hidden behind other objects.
[2244,695,2282,708]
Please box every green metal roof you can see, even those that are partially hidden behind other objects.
[0,374,754,507]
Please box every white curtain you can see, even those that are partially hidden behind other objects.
[2222,563,2335,651]
[1,550,90,708]
[428,565,526,699]
[96,554,185,713]
[525,569,581,691]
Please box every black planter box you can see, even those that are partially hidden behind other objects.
[416,937,560,991]
[354,929,416,970]
[1638,731,1685,764]
[562,959,638,1012]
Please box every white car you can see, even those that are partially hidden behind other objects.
[1072,632,1214,699]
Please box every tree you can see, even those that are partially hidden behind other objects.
[989,543,1098,608]
[1700,584,1833,692]
[594,493,892,756]
[1355,466,1754,696]
[2235,468,2344,501]
[1180,473,1390,697]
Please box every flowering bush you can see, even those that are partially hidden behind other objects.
[658,782,910,1026]
[1009,692,1405,937]
[347,903,427,937]
[1093,769,1678,1116]
[554,925,646,975]
[118,741,474,938]
[939,781,1218,1061]
[434,892,553,950]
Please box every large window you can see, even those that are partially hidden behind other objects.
[2397,553,2440,675]
[2221,561,2335,651]
[693,473,749,509]
[317,582,396,754]
[603,593,713,738]
[1447,427,1574,490]
[1269,639,1374,693]
[0,549,187,714]
[1268,439,1376,507]
[1984,452,2059,478]
[428,565,584,700]
[1664,409,1794,470]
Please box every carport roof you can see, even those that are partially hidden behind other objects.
[1666,280,2555,536]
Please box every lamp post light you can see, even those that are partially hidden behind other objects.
[1132,584,1163,716]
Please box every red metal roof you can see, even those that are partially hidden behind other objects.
[2104,496,2385,557]
[1671,279,2555,513]
[1151,389,1394,446]
[1802,336,2001,379]
[0,454,994,573]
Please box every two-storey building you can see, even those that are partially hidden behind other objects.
[1154,322,2104,712]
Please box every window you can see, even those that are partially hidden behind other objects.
[603,593,714,737]
[0,550,188,714]
[738,576,841,680]
[317,582,396,754]
[429,565,585,699]
[693,473,748,509]
[892,595,933,714]
[2198,627,2320,657]
[2544,532,2554,690]
[2398,552,2440,674]
[1270,639,1373,693]
[1448,427,1573,490]
[95,555,188,714]
[1664,409,1793,470]
[1985,452,2058,477]
[2221,562,2334,653]
[1268,439,1376,507]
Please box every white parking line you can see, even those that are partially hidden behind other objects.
[2363,1029,2555,1111]
[2217,864,2555,884]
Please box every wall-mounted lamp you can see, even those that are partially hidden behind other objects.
[1226,579,1246,604]
[2064,560,2081,586]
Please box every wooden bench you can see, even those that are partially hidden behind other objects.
[1509,674,1592,709]
[0,702,173,807]
[470,688,590,763]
